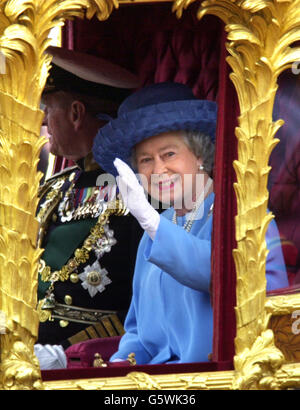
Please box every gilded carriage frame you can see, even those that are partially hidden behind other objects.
[0,0,300,390]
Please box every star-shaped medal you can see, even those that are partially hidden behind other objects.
[78,260,111,298]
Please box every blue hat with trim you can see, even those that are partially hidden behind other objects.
[92,82,217,175]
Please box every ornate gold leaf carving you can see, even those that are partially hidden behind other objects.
[127,372,161,390]
[233,329,285,390]
[43,370,235,390]
[266,294,300,316]
[269,314,300,363]
[276,363,300,390]
[0,0,120,390]
[1,328,44,390]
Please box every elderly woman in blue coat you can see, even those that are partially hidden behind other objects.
[93,82,288,365]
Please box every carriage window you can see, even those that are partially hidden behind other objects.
[38,3,231,369]
[268,70,300,291]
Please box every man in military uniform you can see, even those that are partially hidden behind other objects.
[35,47,143,368]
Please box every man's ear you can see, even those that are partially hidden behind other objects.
[69,100,86,131]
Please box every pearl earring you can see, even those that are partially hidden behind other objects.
[199,164,204,171]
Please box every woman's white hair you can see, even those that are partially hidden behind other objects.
[182,130,215,178]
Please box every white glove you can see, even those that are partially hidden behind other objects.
[34,344,67,370]
[114,158,160,240]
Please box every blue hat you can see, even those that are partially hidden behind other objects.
[92,82,217,175]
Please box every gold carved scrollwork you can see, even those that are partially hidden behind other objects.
[43,370,235,390]
[0,0,119,390]
[173,0,300,389]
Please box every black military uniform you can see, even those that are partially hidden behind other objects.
[37,47,143,349]
[37,160,143,348]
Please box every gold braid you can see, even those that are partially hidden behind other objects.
[38,200,126,284]
[37,199,127,323]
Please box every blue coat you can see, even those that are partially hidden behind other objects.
[111,193,288,364]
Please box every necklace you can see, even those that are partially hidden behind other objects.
[172,178,213,232]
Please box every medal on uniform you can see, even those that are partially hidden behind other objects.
[58,182,119,222]
[78,260,112,297]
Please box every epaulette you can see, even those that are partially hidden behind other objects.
[45,165,79,182]
[38,165,79,199]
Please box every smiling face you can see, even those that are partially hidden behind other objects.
[135,130,209,214]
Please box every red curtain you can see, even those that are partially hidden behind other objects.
[212,29,238,362]
[61,2,238,366]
